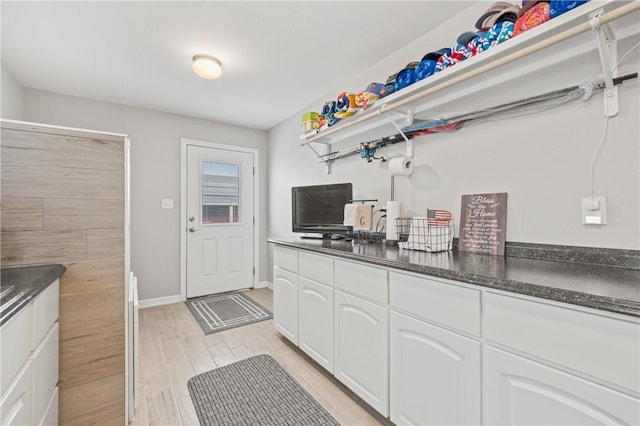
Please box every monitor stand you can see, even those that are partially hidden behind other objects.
[300,233,334,240]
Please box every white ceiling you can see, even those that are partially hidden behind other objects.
[1,1,472,131]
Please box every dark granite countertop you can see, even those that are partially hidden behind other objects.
[1,264,66,326]
[268,238,640,317]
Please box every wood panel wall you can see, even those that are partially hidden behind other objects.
[1,121,126,425]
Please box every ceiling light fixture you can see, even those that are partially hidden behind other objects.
[192,54,222,79]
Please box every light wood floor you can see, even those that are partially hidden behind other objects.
[133,288,384,426]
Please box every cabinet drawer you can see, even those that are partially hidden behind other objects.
[33,280,59,349]
[273,246,298,273]
[31,323,59,423]
[390,272,481,337]
[0,361,33,426]
[485,292,640,393]
[299,251,333,286]
[335,259,387,304]
[1,303,34,394]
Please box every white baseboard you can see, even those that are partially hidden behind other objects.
[139,294,182,309]
[265,281,273,290]
[255,281,270,289]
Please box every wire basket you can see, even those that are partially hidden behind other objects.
[396,217,454,252]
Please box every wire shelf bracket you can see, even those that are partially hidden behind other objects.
[590,10,618,117]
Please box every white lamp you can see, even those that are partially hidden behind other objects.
[192,54,222,79]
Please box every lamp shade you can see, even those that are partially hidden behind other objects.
[192,54,222,79]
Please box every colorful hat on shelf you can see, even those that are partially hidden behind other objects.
[301,112,319,134]
[476,21,515,53]
[355,82,384,110]
[380,72,399,98]
[457,31,480,45]
[514,1,550,35]
[549,0,589,18]
[517,0,548,17]
[396,61,420,90]
[334,92,359,118]
[321,100,340,127]
[476,2,521,30]
[415,48,449,80]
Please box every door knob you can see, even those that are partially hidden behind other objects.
[189,227,199,233]
[189,216,195,222]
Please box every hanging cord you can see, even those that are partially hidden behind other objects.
[612,40,640,74]
[590,115,610,199]
[589,40,640,200]
[373,209,386,233]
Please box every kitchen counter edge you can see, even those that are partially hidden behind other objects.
[268,238,640,318]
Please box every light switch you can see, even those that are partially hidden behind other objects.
[161,199,174,209]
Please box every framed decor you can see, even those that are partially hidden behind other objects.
[459,192,508,255]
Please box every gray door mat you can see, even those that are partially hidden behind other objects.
[186,291,272,335]
[188,354,340,425]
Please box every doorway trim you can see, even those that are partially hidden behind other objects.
[180,137,260,302]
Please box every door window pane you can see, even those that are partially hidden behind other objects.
[202,161,239,224]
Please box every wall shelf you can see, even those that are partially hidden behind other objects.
[300,0,639,147]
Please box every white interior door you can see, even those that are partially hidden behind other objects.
[186,144,254,298]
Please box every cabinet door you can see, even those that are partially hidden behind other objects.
[485,346,640,425]
[334,290,388,416]
[298,277,334,372]
[390,311,481,425]
[31,323,59,424]
[0,362,33,426]
[272,266,298,344]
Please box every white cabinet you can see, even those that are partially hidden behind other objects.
[298,277,334,372]
[273,266,298,344]
[485,291,640,394]
[485,346,640,425]
[390,311,481,425]
[272,246,299,345]
[31,323,59,425]
[0,362,33,426]
[269,242,640,424]
[1,303,33,395]
[484,291,640,425]
[0,279,59,426]
[334,289,389,416]
[389,272,482,425]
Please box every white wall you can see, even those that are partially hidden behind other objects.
[23,89,268,301]
[1,63,23,120]
[267,3,640,278]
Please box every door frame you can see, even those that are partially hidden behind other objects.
[180,137,259,301]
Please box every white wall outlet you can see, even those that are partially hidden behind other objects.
[581,197,606,225]
[161,198,174,209]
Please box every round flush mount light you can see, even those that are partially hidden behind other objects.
[192,54,222,79]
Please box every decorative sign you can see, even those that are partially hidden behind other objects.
[459,192,508,255]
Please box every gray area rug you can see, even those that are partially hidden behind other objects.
[188,354,340,426]
[186,291,272,335]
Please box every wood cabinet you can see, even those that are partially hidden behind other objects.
[390,311,481,425]
[0,279,59,426]
[334,289,389,416]
[1,120,129,425]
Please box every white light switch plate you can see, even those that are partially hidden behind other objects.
[581,197,606,225]
[161,199,174,209]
